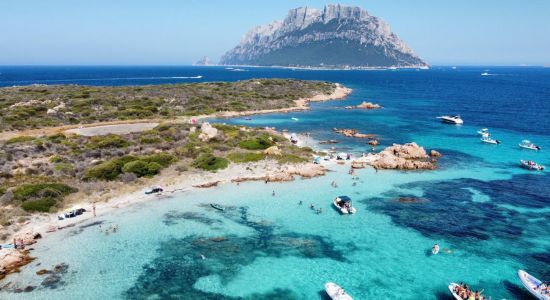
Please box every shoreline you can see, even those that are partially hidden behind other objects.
[0,83,352,280]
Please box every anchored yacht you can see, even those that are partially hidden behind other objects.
[437,115,464,125]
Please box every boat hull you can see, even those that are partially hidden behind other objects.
[448,283,463,300]
[518,270,549,300]
[325,282,353,300]
[333,200,356,214]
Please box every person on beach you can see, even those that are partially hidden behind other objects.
[92,202,96,217]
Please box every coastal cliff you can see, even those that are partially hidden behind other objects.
[220,4,427,68]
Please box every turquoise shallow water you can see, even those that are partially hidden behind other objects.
[1,66,549,299]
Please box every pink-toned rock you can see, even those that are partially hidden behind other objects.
[356,101,382,109]
[0,249,34,280]
[430,150,442,158]
[368,143,436,170]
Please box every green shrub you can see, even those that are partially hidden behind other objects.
[13,183,77,201]
[54,162,74,172]
[88,134,129,149]
[227,152,266,163]
[239,135,274,150]
[84,155,138,180]
[121,160,162,177]
[176,142,211,158]
[49,155,65,163]
[276,154,308,164]
[85,154,174,180]
[6,136,36,144]
[141,153,177,167]
[145,162,163,175]
[140,136,161,144]
[192,154,229,171]
[21,198,57,212]
[47,133,67,143]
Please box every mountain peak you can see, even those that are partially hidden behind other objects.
[220,4,427,68]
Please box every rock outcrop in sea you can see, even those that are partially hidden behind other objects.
[353,142,440,170]
[220,4,427,68]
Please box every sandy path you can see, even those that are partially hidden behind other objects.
[65,122,159,136]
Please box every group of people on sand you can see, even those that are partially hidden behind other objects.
[454,283,485,300]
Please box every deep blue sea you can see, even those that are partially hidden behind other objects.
[0,66,549,299]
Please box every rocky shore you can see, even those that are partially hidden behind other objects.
[344,101,382,110]
[333,128,376,139]
[352,143,441,170]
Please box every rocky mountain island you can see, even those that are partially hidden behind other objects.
[220,4,427,68]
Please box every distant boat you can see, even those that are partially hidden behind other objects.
[437,115,463,125]
[244,117,252,120]
[481,136,501,144]
[210,203,225,211]
[519,140,541,151]
[333,196,357,214]
[477,128,490,137]
[517,270,549,300]
[291,117,299,121]
[520,160,544,171]
[481,72,490,76]
[325,282,353,300]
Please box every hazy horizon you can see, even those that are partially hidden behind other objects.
[1,0,549,66]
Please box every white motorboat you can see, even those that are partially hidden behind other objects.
[518,270,549,300]
[325,282,353,300]
[291,117,299,121]
[481,136,501,144]
[519,140,541,151]
[520,160,545,171]
[437,115,463,125]
[448,283,462,300]
[477,128,490,137]
[333,196,357,214]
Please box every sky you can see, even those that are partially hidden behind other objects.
[1,0,549,66]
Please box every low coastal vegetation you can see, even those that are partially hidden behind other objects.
[0,122,313,235]
[0,79,335,131]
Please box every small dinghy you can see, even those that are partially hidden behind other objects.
[210,203,225,211]
[333,196,357,214]
[520,160,545,171]
[518,270,549,300]
[519,140,541,151]
[449,282,488,300]
[481,136,500,144]
[291,117,299,121]
[325,282,353,300]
